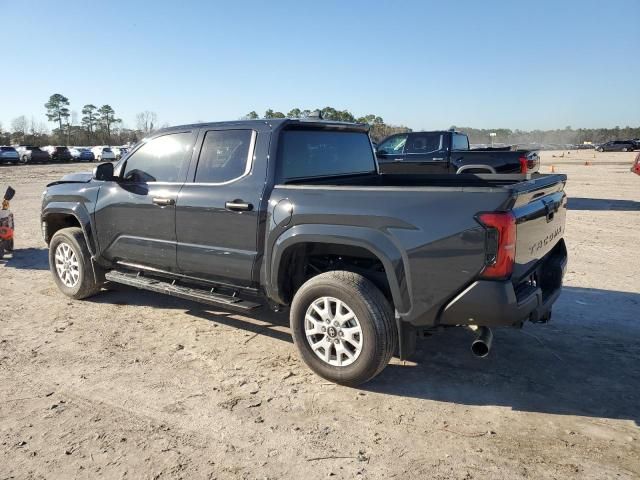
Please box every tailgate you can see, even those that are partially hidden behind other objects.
[510,175,567,281]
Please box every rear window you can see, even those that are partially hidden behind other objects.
[31,147,41,151]
[278,130,375,181]
[103,148,112,152]
[56,147,68,152]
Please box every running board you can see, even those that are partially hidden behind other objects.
[105,270,262,311]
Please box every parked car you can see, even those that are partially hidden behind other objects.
[595,140,635,152]
[43,146,73,162]
[91,146,116,162]
[69,147,95,162]
[376,130,539,174]
[15,145,50,164]
[112,146,129,160]
[0,146,20,164]
[631,139,640,151]
[41,118,568,386]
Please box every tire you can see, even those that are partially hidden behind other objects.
[290,270,397,387]
[20,156,28,164]
[49,227,102,299]
[623,148,629,152]
[596,148,603,152]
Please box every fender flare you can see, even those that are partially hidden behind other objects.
[42,202,98,257]
[42,203,105,282]
[267,224,411,314]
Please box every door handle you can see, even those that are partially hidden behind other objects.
[152,197,175,206]
[225,200,253,211]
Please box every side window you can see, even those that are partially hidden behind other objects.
[377,134,408,155]
[122,132,193,183]
[194,129,254,183]
[406,133,444,154]
[452,134,469,150]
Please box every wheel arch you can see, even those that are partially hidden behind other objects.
[42,204,97,256]
[267,224,411,314]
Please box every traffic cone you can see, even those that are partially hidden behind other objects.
[584,161,591,166]
[551,165,555,173]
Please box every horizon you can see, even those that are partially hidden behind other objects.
[2,0,639,132]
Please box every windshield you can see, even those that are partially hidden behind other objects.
[278,129,375,182]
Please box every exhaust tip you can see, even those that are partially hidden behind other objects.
[470,326,493,358]
[471,340,490,358]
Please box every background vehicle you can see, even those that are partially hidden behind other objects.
[43,146,73,162]
[69,147,96,162]
[376,130,540,174]
[596,140,635,152]
[91,146,116,162]
[0,146,20,164]
[42,118,567,386]
[15,145,50,164]
[113,146,129,160]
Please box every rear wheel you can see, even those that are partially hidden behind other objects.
[20,156,28,164]
[290,271,397,386]
[49,227,102,299]
[623,147,630,152]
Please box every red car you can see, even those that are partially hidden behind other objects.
[632,153,640,176]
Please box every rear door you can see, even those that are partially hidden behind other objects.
[176,128,265,287]
[94,130,196,271]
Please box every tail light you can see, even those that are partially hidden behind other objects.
[519,156,528,173]
[477,212,517,279]
[519,154,540,173]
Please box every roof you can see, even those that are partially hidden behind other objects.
[152,118,370,136]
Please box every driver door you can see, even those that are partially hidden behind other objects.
[94,130,196,272]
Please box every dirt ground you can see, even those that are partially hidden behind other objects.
[1,150,639,480]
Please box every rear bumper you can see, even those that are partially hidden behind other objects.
[439,243,567,327]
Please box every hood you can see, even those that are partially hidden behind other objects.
[46,171,93,187]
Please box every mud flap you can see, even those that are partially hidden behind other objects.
[396,311,416,361]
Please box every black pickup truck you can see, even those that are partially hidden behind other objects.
[41,118,567,386]
[376,130,540,174]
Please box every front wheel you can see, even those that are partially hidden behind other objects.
[596,147,604,152]
[20,156,28,164]
[290,271,397,386]
[623,147,630,152]
[49,227,102,299]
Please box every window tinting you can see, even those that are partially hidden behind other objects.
[377,134,408,155]
[279,130,375,181]
[122,132,192,183]
[406,133,444,154]
[194,129,253,183]
[452,134,469,150]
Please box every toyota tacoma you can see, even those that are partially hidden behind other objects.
[41,117,568,386]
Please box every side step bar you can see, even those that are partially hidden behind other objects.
[105,270,262,311]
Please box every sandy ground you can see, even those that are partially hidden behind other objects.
[1,151,639,480]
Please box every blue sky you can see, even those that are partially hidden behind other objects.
[2,0,639,131]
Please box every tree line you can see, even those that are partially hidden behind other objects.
[1,97,638,147]
[244,107,410,141]
[452,125,640,146]
[0,93,164,147]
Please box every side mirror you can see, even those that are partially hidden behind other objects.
[93,162,114,181]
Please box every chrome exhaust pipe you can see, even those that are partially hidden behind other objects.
[470,326,493,358]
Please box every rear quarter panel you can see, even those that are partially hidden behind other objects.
[265,185,512,325]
